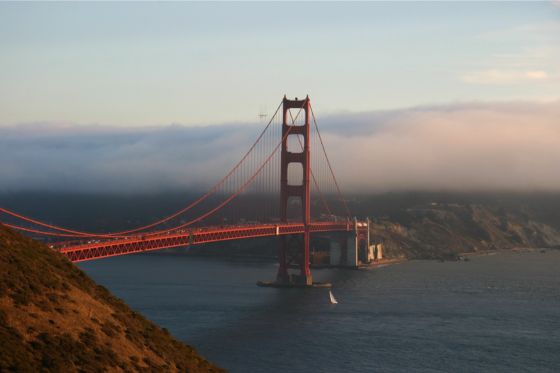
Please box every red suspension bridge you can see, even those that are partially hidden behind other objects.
[1,96,369,286]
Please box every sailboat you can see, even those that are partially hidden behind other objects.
[329,290,338,304]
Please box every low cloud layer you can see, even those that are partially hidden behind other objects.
[1,100,559,193]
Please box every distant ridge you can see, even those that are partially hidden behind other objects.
[0,224,225,372]
[369,203,560,260]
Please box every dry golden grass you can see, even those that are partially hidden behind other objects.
[0,224,226,373]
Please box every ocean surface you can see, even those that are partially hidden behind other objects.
[79,250,560,373]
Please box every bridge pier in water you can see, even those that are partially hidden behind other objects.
[259,218,370,288]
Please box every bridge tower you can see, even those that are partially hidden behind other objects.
[277,95,312,285]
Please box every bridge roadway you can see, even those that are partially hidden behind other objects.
[59,221,367,262]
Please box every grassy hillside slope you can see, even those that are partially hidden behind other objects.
[370,203,560,259]
[0,224,225,373]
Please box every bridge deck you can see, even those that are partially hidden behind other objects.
[59,221,365,262]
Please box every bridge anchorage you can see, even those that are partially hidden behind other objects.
[0,95,370,288]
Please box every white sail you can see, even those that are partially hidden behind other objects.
[329,290,338,304]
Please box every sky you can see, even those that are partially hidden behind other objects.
[0,2,558,126]
[0,2,559,194]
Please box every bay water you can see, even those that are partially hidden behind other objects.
[80,250,560,372]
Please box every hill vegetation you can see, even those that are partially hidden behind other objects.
[0,224,225,372]
[369,203,560,260]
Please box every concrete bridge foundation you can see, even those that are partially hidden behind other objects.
[329,218,370,267]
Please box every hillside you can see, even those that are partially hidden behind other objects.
[369,203,560,260]
[0,224,225,372]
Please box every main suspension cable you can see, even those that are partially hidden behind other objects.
[310,104,352,218]
[0,100,284,238]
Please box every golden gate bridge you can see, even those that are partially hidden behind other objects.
[1,96,369,286]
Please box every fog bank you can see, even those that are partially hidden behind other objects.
[1,100,559,193]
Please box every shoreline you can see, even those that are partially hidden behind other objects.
[458,246,554,258]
